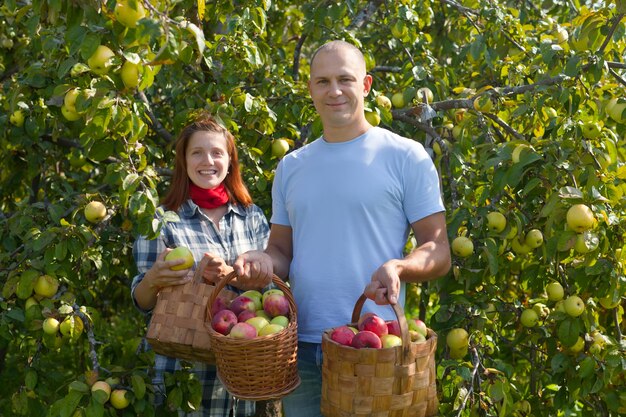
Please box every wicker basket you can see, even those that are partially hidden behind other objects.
[146,257,238,363]
[321,294,439,417]
[206,271,301,400]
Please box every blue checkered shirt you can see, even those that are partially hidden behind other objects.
[132,199,269,417]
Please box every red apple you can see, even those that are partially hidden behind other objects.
[351,330,382,349]
[262,293,290,318]
[210,296,230,316]
[211,309,238,335]
[408,318,428,337]
[359,315,388,338]
[240,290,263,310]
[357,312,375,329]
[386,320,401,337]
[230,296,257,316]
[237,310,256,322]
[330,325,356,346]
[229,322,257,339]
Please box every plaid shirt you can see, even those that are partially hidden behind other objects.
[132,199,269,417]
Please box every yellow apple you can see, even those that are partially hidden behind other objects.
[599,295,620,309]
[60,315,84,340]
[110,389,130,409]
[416,87,434,103]
[64,89,80,113]
[84,201,107,223]
[486,212,506,233]
[42,317,60,335]
[34,275,59,298]
[391,92,405,108]
[574,231,599,254]
[524,229,544,249]
[271,139,289,159]
[120,61,140,88]
[114,0,146,28]
[581,121,602,139]
[473,95,493,112]
[568,336,585,353]
[375,95,392,110]
[605,97,626,124]
[61,104,81,121]
[566,204,594,232]
[446,328,469,350]
[87,45,115,75]
[25,297,39,310]
[511,236,531,255]
[546,281,564,302]
[520,308,538,327]
[258,323,284,336]
[451,236,473,258]
[364,110,380,126]
[563,295,585,317]
[165,246,194,270]
[91,380,111,402]
[9,109,25,127]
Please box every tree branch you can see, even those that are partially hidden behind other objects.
[292,34,307,82]
[137,91,174,143]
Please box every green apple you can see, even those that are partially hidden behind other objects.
[599,294,620,309]
[566,204,594,232]
[520,308,538,327]
[42,317,60,335]
[546,282,564,302]
[543,107,558,119]
[486,212,506,233]
[270,315,289,327]
[416,87,434,103]
[87,45,116,75]
[364,110,380,126]
[258,323,284,336]
[271,139,289,159]
[375,95,391,110]
[451,236,473,258]
[473,95,493,112]
[446,328,469,350]
[581,121,602,139]
[9,109,25,127]
[574,231,599,254]
[91,380,111,403]
[60,315,84,340]
[449,344,468,359]
[25,296,39,310]
[120,61,140,88]
[165,246,194,270]
[84,201,107,223]
[114,0,146,28]
[563,295,585,317]
[451,124,463,140]
[110,389,130,409]
[525,229,544,249]
[255,309,271,320]
[391,92,405,108]
[511,236,531,255]
[381,334,403,348]
[240,290,263,310]
[61,104,81,121]
[34,275,59,298]
[568,336,585,353]
[245,316,270,333]
[511,144,530,163]
[605,97,626,123]
[64,89,80,113]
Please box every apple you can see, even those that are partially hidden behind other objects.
[375,95,392,110]
[210,296,230,316]
[114,0,146,28]
[554,300,566,313]
[9,110,25,127]
[62,105,81,121]
[258,323,284,336]
[563,295,585,317]
[245,316,270,333]
[449,345,468,359]
[566,204,594,232]
[240,290,263,310]
[446,328,468,350]
[364,110,380,126]
[262,293,290,318]
[520,308,538,327]
[91,380,111,403]
[120,61,140,88]
[568,336,585,353]
[533,302,550,318]
[581,121,602,139]
[381,334,403,348]
[525,229,544,249]
[42,317,60,335]
[261,289,284,305]
[230,295,257,316]
[60,315,84,340]
[64,89,80,113]
[358,314,388,337]
[473,95,493,112]
[84,201,107,223]
[270,315,289,327]
[330,325,355,346]
[409,330,426,343]
[416,87,434,104]
[408,318,427,337]
[511,144,530,163]
[356,312,375,329]
[211,309,237,335]
[25,297,39,310]
[546,282,564,302]
[237,310,256,323]
[574,231,599,254]
[229,322,257,339]
[255,310,271,320]
[34,274,59,298]
[599,295,620,309]
[271,139,289,159]
[87,45,116,75]
[451,124,463,140]
[351,330,382,349]
[543,107,558,119]
[110,389,130,409]
[605,97,626,123]
[386,320,401,337]
[391,92,405,108]
[486,212,506,233]
[451,236,473,257]
[511,236,531,255]
[164,246,194,270]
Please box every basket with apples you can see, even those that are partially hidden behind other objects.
[321,293,438,417]
[205,271,300,400]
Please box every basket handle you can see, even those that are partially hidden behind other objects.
[191,255,212,284]
[350,293,411,361]
[206,271,297,322]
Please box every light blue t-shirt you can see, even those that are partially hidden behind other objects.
[271,127,444,343]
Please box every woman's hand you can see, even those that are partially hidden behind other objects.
[143,249,193,289]
[200,252,233,284]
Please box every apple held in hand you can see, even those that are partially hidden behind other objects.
[330,325,356,346]
[211,309,238,335]
[231,296,258,316]
[164,246,194,271]
[262,293,290,318]
[229,322,257,339]
[351,330,382,349]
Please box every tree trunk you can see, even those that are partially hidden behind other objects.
[253,399,282,417]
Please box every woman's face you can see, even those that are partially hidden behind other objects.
[185,130,230,189]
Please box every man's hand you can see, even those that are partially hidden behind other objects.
[232,250,273,289]
[364,260,401,305]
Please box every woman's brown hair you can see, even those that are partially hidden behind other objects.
[161,112,253,211]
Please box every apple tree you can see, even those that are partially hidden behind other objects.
[0,0,624,416]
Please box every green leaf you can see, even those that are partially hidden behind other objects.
[16,270,39,300]
[557,319,580,347]
[578,356,595,378]
[131,374,146,400]
[167,386,183,410]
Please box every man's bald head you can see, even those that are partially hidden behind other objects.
[310,40,366,72]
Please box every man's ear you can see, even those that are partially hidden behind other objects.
[363,74,373,96]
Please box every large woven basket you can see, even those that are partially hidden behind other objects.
[146,257,237,363]
[321,294,439,417]
[206,271,301,400]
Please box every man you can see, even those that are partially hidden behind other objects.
[234,40,451,417]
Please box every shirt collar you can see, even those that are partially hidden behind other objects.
[180,199,246,218]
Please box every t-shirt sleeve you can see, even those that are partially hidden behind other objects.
[402,142,445,223]
[270,160,291,226]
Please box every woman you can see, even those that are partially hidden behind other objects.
[132,112,271,416]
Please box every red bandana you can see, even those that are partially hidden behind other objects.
[189,183,229,209]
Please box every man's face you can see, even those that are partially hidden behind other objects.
[308,47,372,130]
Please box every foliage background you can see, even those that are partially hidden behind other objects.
[1,0,625,416]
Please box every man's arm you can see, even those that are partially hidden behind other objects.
[365,211,451,304]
